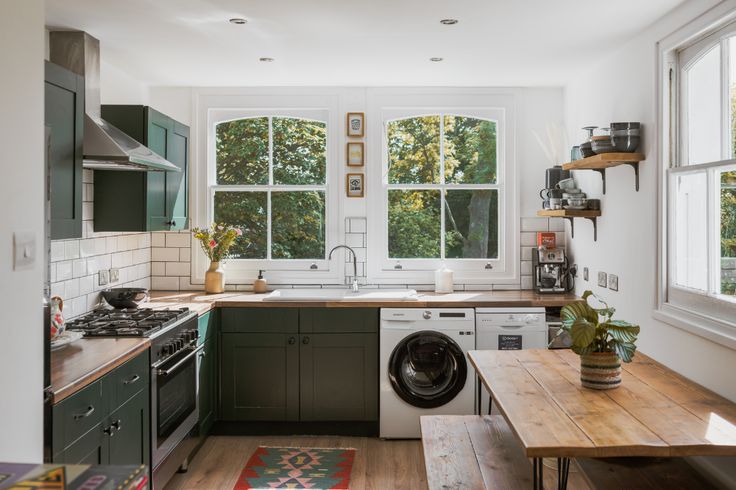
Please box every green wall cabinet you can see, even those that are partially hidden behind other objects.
[219,308,378,423]
[52,350,150,466]
[94,105,189,231]
[45,61,84,239]
[197,311,218,436]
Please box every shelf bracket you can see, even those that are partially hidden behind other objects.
[625,162,640,191]
[563,216,598,242]
[593,168,607,195]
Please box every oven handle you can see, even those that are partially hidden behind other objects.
[157,344,204,377]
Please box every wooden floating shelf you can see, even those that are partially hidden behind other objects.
[538,209,601,241]
[561,152,645,194]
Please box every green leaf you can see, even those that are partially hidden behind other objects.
[571,343,595,356]
[570,318,596,349]
[561,299,598,327]
[611,341,637,363]
[603,320,641,344]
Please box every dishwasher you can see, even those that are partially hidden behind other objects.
[475,307,547,414]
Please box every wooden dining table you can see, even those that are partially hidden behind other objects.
[468,348,736,490]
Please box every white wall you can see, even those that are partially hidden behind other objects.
[0,0,45,462]
[563,0,736,485]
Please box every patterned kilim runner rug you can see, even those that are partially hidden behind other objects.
[233,446,356,489]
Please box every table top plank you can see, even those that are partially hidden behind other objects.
[470,349,736,459]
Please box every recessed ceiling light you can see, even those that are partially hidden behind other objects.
[430,57,444,62]
[440,19,458,25]
[229,18,248,25]
[259,57,275,62]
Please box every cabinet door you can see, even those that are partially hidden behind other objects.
[198,336,216,436]
[106,389,150,466]
[220,333,299,421]
[45,61,83,239]
[54,423,106,465]
[166,120,189,230]
[299,333,378,421]
[145,108,171,231]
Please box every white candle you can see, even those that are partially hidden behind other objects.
[435,265,454,293]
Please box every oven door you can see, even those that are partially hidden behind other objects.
[151,342,203,468]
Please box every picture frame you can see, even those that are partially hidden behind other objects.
[346,112,365,137]
[347,142,364,166]
[346,173,364,198]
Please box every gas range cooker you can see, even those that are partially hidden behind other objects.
[66,307,194,338]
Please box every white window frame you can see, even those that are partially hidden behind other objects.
[656,2,736,349]
[191,90,342,285]
[366,89,519,284]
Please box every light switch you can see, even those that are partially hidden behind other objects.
[13,231,36,270]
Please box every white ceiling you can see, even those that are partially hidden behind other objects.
[46,0,685,87]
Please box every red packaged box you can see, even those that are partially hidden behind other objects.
[537,232,556,249]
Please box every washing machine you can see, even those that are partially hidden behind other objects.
[379,308,476,439]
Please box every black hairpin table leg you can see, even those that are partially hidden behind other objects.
[533,458,544,489]
[557,458,570,489]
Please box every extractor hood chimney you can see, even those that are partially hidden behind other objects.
[49,31,179,172]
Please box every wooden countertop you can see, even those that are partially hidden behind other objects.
[50,337,149,404]
[147,289,578,311]
[51,289,576,404]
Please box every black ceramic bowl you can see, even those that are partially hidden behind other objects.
[591,136,615,155]
[611,129,641,152]
[580,141,595,158]
[101,288,149,308]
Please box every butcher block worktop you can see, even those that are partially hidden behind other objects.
[50,289,577,404]
[147,289,578,311]
[49,337,150,404]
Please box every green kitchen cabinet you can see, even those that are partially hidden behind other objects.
[197,311,218,436]
[220,333,300,421]
[94,105,189,231]
[52,349,150,466]
[219,307,378,423]
[45,61,84,239]
[299,333,378,421]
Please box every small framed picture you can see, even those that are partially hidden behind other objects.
[346,173,364,198]
[347,112,365,137]
[347,142,364,166]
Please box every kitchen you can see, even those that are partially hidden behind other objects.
[2,0,736,489]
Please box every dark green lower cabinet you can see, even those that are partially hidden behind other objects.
[198,335,217,435]
[299,333,378,421]
[220,333,299,422]
[57,422,106,464]
[107,390,149,465]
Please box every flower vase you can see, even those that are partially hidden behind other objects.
[205,261,225,294]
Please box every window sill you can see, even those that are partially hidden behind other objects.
[653,304,736,351]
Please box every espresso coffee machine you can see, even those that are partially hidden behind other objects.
[532,247,574,294]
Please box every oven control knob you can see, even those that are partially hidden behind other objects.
[162,343,174,356]
[423,311,432,320]
[175,338,184,349]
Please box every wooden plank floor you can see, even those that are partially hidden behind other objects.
[165,435,589,489]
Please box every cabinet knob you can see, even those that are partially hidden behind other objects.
[103,426,115,437]
[302,336,310,345]
[111,419,122,431]
[165,220,177,226]
[288,336,296,345]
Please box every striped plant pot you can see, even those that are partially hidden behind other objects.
[580,352,621,390]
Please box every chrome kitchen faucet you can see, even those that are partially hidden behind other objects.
[328,245,359,293]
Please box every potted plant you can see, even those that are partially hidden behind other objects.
[192,223,242,294]
[560,291,640,390]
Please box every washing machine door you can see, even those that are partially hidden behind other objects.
[388,330,468,409]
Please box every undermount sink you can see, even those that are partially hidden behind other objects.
[264,288,419,302]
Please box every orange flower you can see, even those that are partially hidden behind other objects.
[209,239,217,248]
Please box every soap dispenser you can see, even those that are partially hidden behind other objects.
[254,270,268,294]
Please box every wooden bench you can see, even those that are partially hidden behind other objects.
[420,415,718,490]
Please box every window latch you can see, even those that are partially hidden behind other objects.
[485,263,493,270]
[310,263,318,270]
[394,262,403,270]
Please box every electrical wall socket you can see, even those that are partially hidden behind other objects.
[110,268,120,283]
[598,271,608,288]
[583,267,589,281]
[608,274,619,291]
[99,270,109,286]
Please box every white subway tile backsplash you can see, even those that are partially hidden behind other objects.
[521,276,533,290]
[549,218,565,232]
[520,232,537,247]
[152,247,179,262]
[166,233,190,248]
[151,233,166,247]
[151,262,166,276]
[65,240,80,260]
[82,202,94,221]
[72,259,87,278]
[51,241,65,262]
[57,261,73,281]
[152,277,180,290]
[521,217,548,232]
[166,262,190,277]
[79,275,94,295]
[521,260,533,276]
[180,247,191,262]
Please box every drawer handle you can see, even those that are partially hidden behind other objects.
[288,336,296,345]
[302,336,310,345]
[73,405,95,420]
[123,374,140,385]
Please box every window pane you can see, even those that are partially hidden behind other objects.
[721,170,736,296]
[213,192,267,259]
[445,189,499,259]
[215,118,269,185]
[674,173,708,291]
[387,116,441,184]
[273,117,326,185]
[388,190,440,258]
[271,191,325,259]
[444,116,497,184]
[686,45,722,165]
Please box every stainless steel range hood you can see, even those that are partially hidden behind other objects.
[49,31,179,172]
